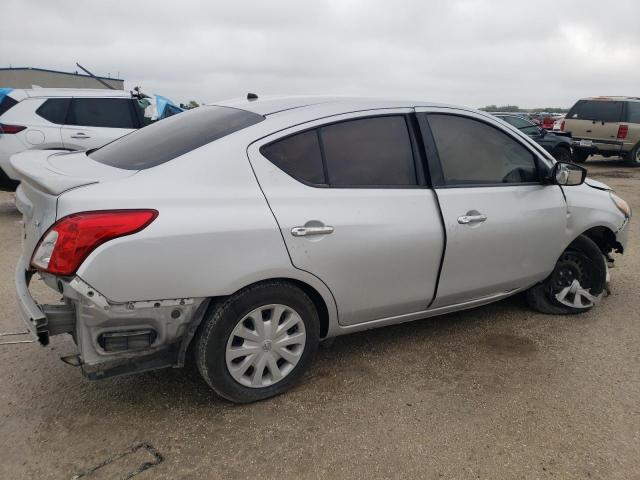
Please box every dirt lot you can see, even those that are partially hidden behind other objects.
[0,158,638,479]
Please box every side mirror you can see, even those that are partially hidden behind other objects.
[551,162,587,186]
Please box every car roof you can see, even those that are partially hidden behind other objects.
[211,95,459,116]
[10,88,131,99]
[580,96,640,102]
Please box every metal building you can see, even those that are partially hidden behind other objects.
[0,67,124,90]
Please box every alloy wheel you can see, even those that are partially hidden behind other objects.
[550,252,602,309]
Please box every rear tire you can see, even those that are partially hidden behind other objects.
[572,151,589,163]
[196,281,320,403]
[526,235,607,315]
[553,147,572,163]
[625,144,640,167]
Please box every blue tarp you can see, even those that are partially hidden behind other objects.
[0,88,14,105]
[155,94,182,119]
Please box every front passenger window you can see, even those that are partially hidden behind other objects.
[428,114,538,185]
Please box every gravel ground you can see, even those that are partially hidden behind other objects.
[0,158,638,479]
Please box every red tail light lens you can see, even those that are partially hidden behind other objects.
[0,123,27,134]
[617,124,629,139]
[31,210,158,276]
[560,120,565,131]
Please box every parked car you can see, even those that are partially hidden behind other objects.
[493,113,573,162]
[562,96,640,166]
[0,87,181,187]
[13,97,630,403]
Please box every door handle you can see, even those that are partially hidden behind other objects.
[457,214,487,225]
[291,226,334,237]
[70,133,90,139]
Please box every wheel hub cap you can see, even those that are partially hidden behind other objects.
[225,304,306,388]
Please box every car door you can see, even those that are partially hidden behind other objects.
[248,110,444,326]
[61,97,138,150]
[415,108,567,308]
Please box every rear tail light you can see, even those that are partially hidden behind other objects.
[560,120,565,131]
[617,124,629,139]
[0,123,26,134]
[31,210,158,276]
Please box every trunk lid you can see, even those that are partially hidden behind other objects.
[12,150,137,264]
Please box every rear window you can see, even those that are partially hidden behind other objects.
[626,102,640,124]
[567,100,623,123]
[36,98,70,124]
[0,95,18,117]
[90,106,264,170]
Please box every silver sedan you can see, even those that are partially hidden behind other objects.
[12,96,631,403]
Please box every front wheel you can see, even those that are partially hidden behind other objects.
[196,281,319,403]
[526,235,607,315]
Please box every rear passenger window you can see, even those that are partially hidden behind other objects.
[67,98,137,129]
[36,98,70,124]
[567,100,623,123]
[626,102,640,123]
[261,130,325,184]
[261,116,418,187]
[320,116,416,186]
[428,114,538,185]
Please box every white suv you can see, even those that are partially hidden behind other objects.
[0,88,181,184]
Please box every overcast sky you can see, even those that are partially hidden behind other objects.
[2,0,639,108]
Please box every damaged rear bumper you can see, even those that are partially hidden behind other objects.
[15,255,208,379]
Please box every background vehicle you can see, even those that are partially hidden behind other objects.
[493,112,573,162]
[562,96,640,166]
[0,87,181,187]
[12,97,630,403]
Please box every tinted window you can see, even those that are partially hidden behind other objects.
[261,130,325,184]
[0,96,17,117]
[36,98,70,124]
[67,98,137,128]
[626,102,640,123]
[567,100,623,122]
[320,116,416,186]
[428,114,538,185]
[499,115,540,136]
[90,106,264,170]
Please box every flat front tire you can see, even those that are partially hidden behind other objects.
[526,235,607,315]
[196,281,319,403]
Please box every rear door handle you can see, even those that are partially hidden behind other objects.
[291,226,334,237]
[457,214,487,225]
[70,133,90,139]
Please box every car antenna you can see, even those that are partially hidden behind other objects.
[75,62,116,90]
[247,93,258,101]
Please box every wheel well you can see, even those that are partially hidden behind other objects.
[280,278,330,339]
[580,226,623,254]
[208,278,331,339]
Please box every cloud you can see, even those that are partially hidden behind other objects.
[2,0,639,108]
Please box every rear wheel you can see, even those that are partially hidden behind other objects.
[625,144,640,167]
[572,151,589,163]
[553,147,572,163]
[196,281,320,403]
[526,235,607,315]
